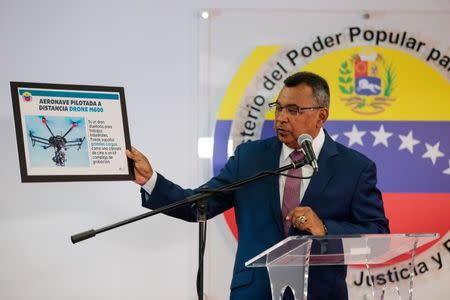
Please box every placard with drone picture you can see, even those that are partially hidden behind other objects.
[10,82,134,182]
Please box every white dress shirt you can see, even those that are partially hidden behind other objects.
[278,128,325,206]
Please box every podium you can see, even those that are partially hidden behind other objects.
[245,234,439,300]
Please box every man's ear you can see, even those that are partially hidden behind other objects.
[317,108,329,127]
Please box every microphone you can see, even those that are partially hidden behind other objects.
[297,134,319,174]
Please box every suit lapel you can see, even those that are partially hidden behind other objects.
[262,133,339,235]
[302,131,339,205]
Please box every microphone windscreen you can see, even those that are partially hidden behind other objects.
[297,133,313,146]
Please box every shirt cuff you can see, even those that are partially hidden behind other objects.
[142,172,158,194]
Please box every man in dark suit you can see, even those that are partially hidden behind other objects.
[127,71,389,300]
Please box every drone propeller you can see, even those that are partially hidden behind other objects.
[37,115,55,136]
[38,115,47,124]
[38,115,54,125]
[68,118,82,128]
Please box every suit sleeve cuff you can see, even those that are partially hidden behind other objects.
[142,172,158,194]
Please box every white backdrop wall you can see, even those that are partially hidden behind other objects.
[0,1,449,300]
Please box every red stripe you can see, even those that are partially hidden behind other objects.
[224,193,449,265]
[383,193,450,237]
[224,208,238,239]
[225,193,450,241]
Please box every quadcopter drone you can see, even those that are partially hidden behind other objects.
[29,116,86,166]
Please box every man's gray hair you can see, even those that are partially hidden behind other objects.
[283,71,330,108]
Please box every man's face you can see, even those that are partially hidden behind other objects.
[274,84,329,148]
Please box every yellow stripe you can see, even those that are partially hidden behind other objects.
[217,45,450,121]
[301,47,450,121]
[217,46,280,120]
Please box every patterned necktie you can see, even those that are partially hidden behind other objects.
[281,150,305,236]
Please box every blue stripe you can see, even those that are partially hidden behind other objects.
[213,120,450,193]
[19,89,119,100]
[261,120,450,193]
[213,120,232,176]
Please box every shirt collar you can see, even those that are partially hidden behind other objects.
[281,128,325,162]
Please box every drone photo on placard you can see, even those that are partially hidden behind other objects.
[25,115,90,167]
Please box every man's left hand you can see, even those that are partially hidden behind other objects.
[286,206,326,236]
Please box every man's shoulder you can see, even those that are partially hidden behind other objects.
[236,136,280,152]
[332,139,375,168]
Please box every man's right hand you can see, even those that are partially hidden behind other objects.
[126,147,153,186]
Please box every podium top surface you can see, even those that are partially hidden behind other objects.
[245,233,439,267]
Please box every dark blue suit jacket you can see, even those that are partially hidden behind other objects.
[142,131,389,300]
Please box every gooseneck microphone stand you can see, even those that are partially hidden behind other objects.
[71,158,309,300]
